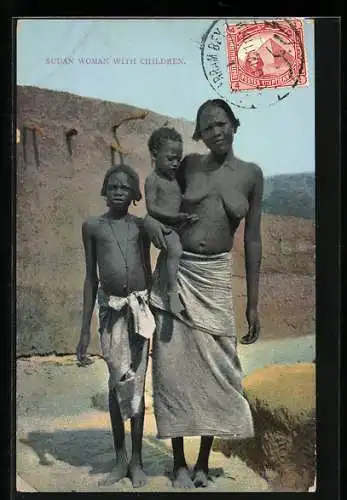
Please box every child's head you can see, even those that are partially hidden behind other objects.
[101,164,142,209]
[147,127,183,179]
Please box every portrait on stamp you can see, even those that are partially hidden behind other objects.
[16,17,316,493]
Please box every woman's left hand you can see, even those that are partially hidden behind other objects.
[241,307,260,344]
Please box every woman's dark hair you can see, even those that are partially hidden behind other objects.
[192,99,240,141]
[100,164,142,204]
[147,127,182,156]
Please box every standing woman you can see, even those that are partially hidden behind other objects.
[145,99,263,488]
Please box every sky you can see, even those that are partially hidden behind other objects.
[16,18,315,177]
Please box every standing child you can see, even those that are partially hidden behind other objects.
[76,164,155,488]
[145,127,199,314]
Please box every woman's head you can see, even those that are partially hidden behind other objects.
[192,99,240,155]
[101,164,142,209]
[147,127,183,179]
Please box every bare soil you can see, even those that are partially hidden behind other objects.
[16,335,315,493]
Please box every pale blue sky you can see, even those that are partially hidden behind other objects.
[17,18,315,176]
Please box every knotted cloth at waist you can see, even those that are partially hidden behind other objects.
[97,288,154,420]
[98,288,155,340]
[150,250,236,337]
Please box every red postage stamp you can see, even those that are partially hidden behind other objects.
[225,19,308,91]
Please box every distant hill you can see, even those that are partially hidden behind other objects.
[263,172,315,220]
[16,85,315,356]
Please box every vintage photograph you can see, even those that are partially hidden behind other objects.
[16,17,316,493]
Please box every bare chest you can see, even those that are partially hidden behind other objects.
[95,218,142,252]
[185,161,253,202]
[154,176,181,199]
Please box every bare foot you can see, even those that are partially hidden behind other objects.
[193,468,210,487]
[128,463,148,488]
[98,459,128,486]
[173,467,195,489]
[168,292,185,315]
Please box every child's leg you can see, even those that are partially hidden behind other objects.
[98,387,128,485]
[165,231,182,293]
[128,395,148,487]
[164,231,184,314]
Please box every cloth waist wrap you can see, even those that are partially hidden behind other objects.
[98,288,155,421]
[150,250,236,337]
[150,250,254,439]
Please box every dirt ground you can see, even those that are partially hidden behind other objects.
[16,335,315,493]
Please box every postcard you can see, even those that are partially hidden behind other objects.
[16,17,316,493]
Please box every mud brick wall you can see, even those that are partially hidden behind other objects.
[16,86,315,356]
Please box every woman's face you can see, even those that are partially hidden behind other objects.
[198,106,234,155]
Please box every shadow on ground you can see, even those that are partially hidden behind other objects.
[20,429,173,478]
[20,430,227,482]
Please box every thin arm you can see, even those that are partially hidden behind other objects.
[244,164,264,310]
[81,220,99,335]
[140,227,153,289]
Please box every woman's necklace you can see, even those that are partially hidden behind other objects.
[107,215,130,294]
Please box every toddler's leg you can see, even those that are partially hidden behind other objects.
[165,231,182,292]
[164,231,184,314]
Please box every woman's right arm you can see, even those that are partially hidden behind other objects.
[143,214,171,250]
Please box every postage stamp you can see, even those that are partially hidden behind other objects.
[225,20,307,91]
[201,18,309,109]
[15,17,320,494]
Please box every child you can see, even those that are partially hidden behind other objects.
[76,164,155,488]
[145,127,198,314]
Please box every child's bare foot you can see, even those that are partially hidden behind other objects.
[193,468,210,487]
[173,466,195,488]
[98,458,128,486]
[128,463,148,488]
[168,292,185,315]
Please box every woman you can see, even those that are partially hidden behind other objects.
[144,98,263,489]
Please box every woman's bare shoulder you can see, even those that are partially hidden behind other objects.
[242,158,262,173]
[182,152,206,163]
[237,158,263,182]
[181,153,209,172]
